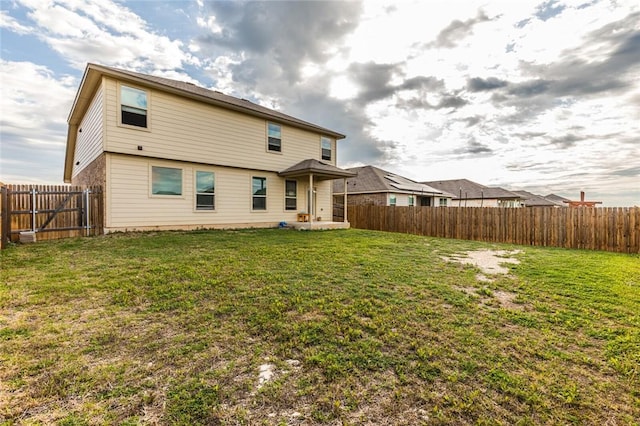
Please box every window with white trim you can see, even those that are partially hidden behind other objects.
[268,123,281,152]
[252,177,267,210]
[389,194,397,206]
[408,195,415,206]
[439,198,448,207]
[121,85,148,128]
[195,171,215,210]
[285,180,297,211]
[321,136,332,161]
[152,166,182,196]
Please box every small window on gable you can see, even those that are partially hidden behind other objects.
[152,166,182,196]
[252,176,267,210]
[268,123,281,152]
[195,171,215,210]
[121,85,148,128]
[285,180,297,211]
[321,136,332,161]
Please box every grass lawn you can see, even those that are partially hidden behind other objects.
[1,229,638,425]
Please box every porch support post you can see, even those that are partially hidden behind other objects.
[343,178,348,223]
[309,173,314,223]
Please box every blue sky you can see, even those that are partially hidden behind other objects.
[1,0,638,206]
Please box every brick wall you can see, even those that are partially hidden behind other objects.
[347,193,388,206]
[72,153,106,187]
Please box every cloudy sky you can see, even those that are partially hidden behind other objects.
[1,0,638,206]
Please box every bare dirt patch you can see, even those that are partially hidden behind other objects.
[446,249,524,309]
[443,249,522,281]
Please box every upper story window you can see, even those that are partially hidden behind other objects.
[195,171,215,210]
[152,166,182,196]
[268,123,281,152]
[252,176,267,210]
[321,136,332,161]
[121,85,148,128]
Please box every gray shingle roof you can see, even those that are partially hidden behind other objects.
[544,193,571,204]
[81,63,345,139]
[513,190,566,207]
[279,159,356,180]
[333,165,451,195]
[421,179,522,200]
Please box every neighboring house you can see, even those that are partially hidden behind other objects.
[544,193,571,205]
[513,190,567,207]
[421,179,523,207]
[333,165,454,207]
[64,63,355,232]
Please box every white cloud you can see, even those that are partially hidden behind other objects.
[0,8,33,34]
[14,0,196,71]
[196,15,222,33]
[0,60,77,184]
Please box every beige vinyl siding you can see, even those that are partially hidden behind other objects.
[105,154,330,230]
[313,180,332,220]
[103,78,328,172]
[455,199,501,207]
[72,84,104,179]
[391,193,415,207]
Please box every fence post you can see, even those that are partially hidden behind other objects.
[1,186,8,249]
[85,188,91,236]
[31,187,37,233]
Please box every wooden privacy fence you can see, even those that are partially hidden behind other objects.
[1,184,103,248]
[348,205,640,253]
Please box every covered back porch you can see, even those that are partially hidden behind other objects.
[279,159,356,229]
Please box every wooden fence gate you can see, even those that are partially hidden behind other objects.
[1,184,103,248]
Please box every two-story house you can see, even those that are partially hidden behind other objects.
[64,64,354,232]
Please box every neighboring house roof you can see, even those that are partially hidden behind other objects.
[333,165,451,196]
[421,179,522,200]
[279,159,357,180]
[544,193,571,204]
[65,63,345,181]
[513,190,565,207]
